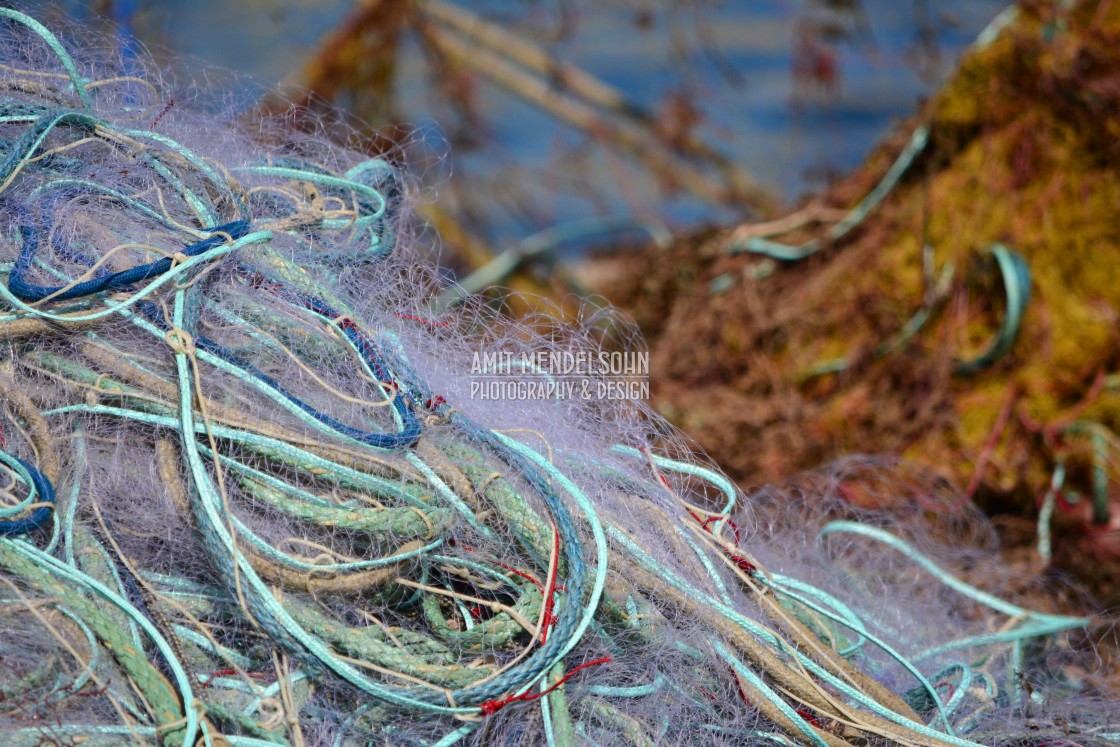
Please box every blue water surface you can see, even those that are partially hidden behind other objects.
[38,0,1009,246]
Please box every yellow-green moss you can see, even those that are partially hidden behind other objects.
[613,0,1120,516]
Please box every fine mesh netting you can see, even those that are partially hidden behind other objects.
[0,7,1115,747]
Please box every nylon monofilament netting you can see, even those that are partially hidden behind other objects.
[0,8,1115,747]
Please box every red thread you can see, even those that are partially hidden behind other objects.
[965,388,1019,501]
[488,560,544,593]
[701,515,741,545]
[394,313,451,328]
[335,316,389,380]
[448,537,476,552]
[724,518,741,545]
[539,523,561,644]
[445,541,543,594]
[1056,491,1080,513]
[642,446,674,490]
[794,709,822,728]
[478,657,611,716]
[151,98,175,129]
[425,395,447,410]
[689,509,755,574]
[728,554,757,574]
[540,610,558,639]
[731,666,751,707]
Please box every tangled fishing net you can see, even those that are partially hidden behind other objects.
[0,7,1115,747]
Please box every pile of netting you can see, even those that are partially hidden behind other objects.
[605,0,1120,581]
[0,8,1114,747]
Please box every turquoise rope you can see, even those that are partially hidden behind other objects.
[818,521,1088,631]
[712,639,831,747]
[2,538,201,747]
[609,525,994,747]
[611,444,738,533]
[0,11,91,109]
[759,573,955,734]
[167,287,474,716]
[953,244,1031,375]
[730,125,929,260]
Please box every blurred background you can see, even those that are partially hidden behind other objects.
[37,0,1005,259]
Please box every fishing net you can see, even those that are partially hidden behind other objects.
[0,7,1114,747]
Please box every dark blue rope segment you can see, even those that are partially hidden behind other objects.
[138,291,421,450]
[249,281,422,448]
[9,219,250,302]
[0,455,56,537]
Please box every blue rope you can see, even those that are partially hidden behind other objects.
[235,281,423,448]
[10,218,251,302]
[0,455,56,536]
[135,293,422,451]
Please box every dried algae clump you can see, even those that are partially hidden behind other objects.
[610,0,1120,576]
